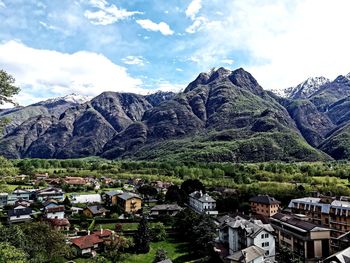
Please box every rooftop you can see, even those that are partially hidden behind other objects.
[272,213,329,232]
[249,195,281,205]
[226,245,265,262]
[71,234,103,249]
[117,192,141,201]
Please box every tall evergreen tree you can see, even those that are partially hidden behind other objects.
[133,216,151,254]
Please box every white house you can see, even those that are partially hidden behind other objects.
[45,204,65,219]
[188,191,218,215]
[71,194,102,204]
[218,216,276,262]
[36,187,64,202]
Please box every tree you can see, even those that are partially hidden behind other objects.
[133,216,151,253]
[191,215,216,256]
[165,185,184,204]
[153,249,167,263]
[0,242,27,263]
[181,179,205,196]
[103,236,133,262]
[0,223,69,263]
[0,70,20,130]
[150,222,167,242]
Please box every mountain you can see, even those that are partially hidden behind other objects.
[0,94,91,136]
[275,77,330,99]
[0,67,330,162]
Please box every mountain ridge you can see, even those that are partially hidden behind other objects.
[1,67,350,161]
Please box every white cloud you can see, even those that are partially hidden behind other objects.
[156,81,185,93]
[189,0,350,90]
[221,59,234,65]
[0,0,5,8]
[84,0,141,25]
[186,0,202,19]
[39,21,59,31]
[122,56,147,66]
[0,41,146,106]
[136,19,174,36]
[176,68,183,72]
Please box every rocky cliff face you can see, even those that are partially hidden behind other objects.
[2,68,350,161]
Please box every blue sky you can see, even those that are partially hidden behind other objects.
[1,0,350,105]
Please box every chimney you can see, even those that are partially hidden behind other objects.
[100,225,103,235]
[88,230,90,235]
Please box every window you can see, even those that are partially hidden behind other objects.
[262,242,269,247]
[261,233,269,239]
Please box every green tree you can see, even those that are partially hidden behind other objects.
[134,216,151,254]
[153,249,167,263]
[0,242,27,263]
[0,70,20,130]
[150,222,167,242]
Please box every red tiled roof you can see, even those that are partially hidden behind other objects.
[71,234,103,249]
[48,218,70,226]
[46,206,65,213]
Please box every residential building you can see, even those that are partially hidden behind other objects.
[0,193,8,207]
[288,196,350,236]
[8,189,33,204]
[150,204,182,217]
[271,213,331,262]
[104,190,123,206]
[8,205,32,223]
[116,192,142,213]
[47,218,70,231]
[226,245,266,263]
[218,215,276,262]
[71,194,102,204]
[64,176,87,186]
[35,173,49,181]
[45,205,65,219]
[83,205,109,217]
[70,229,113,256]
[249,195,280,217]
[36,187,64,202]
[188,191,218,215]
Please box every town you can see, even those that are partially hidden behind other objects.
[0,170,349,263]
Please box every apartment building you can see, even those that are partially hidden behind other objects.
[271,213,331,263]
[188,191,218,215]
[249,195,280,217]
[288,196,350,236]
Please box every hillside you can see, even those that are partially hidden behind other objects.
[2,67,350,161]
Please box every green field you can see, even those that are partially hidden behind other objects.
[122,238,198,263]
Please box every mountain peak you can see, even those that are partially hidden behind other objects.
[42,93,92,105]
[283,76,330,99]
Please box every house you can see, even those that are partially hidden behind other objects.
[36,187,64,202]
[0,193,8,207]
[150,204,182,217]
[35,173,49,181]
[249,195,280,217]
[83,205,109,218]
[70,230,113,256]
[226,245,266,263]
[116,192,142,213]
[288,196,350,237]
[45,205,65,219]
[218,215,276,262]
[15,174,28,181]
[64,176,87,186]
[271,212,331,262]
[8,205,32,223]
[14,199,32,207]
[188,191,218,215]
[71,234,104,256]
[71,194,102,204]
[104,190,123,206]
[324,246,350,263]
[8,189,33,204]
[47,218,70,231]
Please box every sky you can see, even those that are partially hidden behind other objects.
[1,0,350,106]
